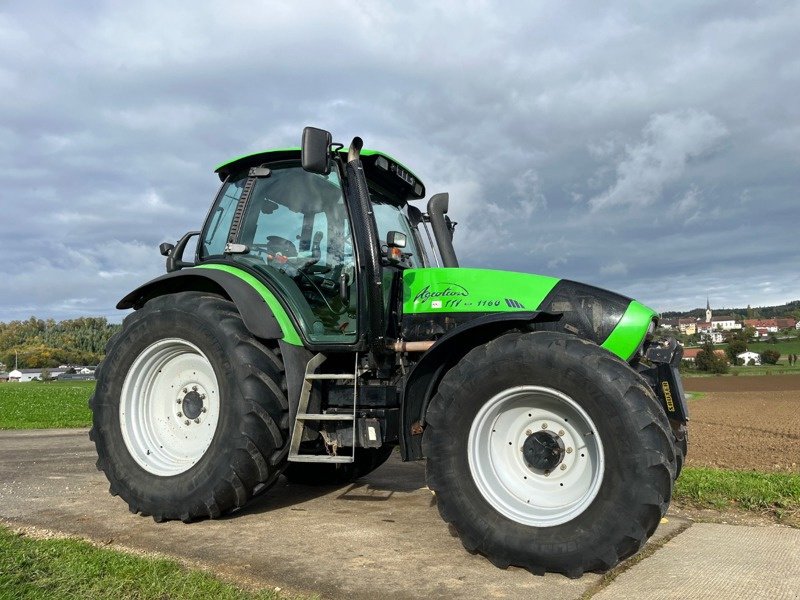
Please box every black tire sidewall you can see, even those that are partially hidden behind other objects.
[92,293,281,517]
[424,332,673,572]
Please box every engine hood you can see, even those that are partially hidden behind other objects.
[401,268,657,361]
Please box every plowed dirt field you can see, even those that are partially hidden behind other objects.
[683,375,800,472]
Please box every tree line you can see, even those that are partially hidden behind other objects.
[0,317,121,369]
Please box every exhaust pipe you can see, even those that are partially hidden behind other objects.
[427,193,459,268]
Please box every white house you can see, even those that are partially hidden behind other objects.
[737,351,761,366]
[8,368,66,382]
[711,316,741,331]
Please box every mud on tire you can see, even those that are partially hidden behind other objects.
[423,331,675,577]
[89,292,289,522]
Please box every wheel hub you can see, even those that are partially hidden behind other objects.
[120,338,220,476]
[522,430,565,471]
[181,389,205,420]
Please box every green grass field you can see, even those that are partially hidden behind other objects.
[675,467,800,525]
[0,381,94,429]
[748,339,800,359]
[0,525,294,600]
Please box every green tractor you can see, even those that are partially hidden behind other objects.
[90,127,688,577]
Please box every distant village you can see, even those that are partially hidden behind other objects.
[661,300,798,366]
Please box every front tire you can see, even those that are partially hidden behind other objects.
[90,292,289,522]
[423,331,675,577]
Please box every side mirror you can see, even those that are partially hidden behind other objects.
[301,126,332,175]
[159,242,175,257]
[165,231,200,272]
[386,231,407,248]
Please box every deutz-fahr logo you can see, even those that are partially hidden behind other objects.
[413,283,470,303]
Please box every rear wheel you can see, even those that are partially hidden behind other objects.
[423,331,675,577]
[90,292,289,521]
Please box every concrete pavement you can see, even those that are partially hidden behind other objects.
[1,428,798,599]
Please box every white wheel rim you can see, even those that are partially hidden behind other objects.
[120,338,220,476]
[467,385,604,527]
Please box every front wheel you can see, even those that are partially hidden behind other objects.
[423,331,675,577]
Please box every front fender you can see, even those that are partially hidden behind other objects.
[399,310,561,461]
[117,268,285,341]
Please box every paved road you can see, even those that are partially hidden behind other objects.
[1,429,798,599]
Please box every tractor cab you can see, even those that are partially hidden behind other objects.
[187,136,454,349]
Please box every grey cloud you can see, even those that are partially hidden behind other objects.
[588,110,728,211]
[1,1,799,320]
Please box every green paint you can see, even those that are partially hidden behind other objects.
[196,264,303,346]
[214,147,421,184]
[601,300,656,360]
[402,268,560,314]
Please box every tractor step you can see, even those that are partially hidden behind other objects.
[296,413,355,421]
[288,353,359,464]
[287,455,354,464]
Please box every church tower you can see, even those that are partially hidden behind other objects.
[706,298,712,323]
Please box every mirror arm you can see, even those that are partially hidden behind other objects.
[166,231,201,273]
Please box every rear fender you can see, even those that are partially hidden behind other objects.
[399,311,561,460]
[117,269,284,340]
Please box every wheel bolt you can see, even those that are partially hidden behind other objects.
[177,412,182,417]
[558,429,565,436]
[194,418,200,424]
[184,420,190,425]
[201,407,207,413]
[566,447,573,454]
[176,399,182,404]
[560,464,567,471]
[182,388,188,394]
[541,423,548,429]
[200,394,206,400]
[192,385,198,392]
[525,429,532,436]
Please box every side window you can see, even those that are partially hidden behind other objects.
[233,164,358,343]
[201,180,243,257]
[250,203,305,258]
[372,202,423,268]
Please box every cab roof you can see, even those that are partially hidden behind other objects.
[214,147,426,200]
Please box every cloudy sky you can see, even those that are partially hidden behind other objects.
[1,1,798,322]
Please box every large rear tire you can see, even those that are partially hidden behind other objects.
[423,331,675,577]
[90,292,289,522]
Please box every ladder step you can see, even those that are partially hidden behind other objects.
[288,455,355,464]
[305,373,356,380]
[296,413,355,421]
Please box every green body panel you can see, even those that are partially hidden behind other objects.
[196,264,303,346]
[402,268,560,314]
[214,147,421,185]
[600,300,657,361]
